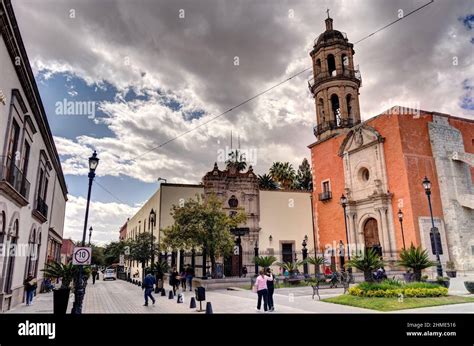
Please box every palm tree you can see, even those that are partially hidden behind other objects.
[42,261,75,289]
[269,162,296,189]
[253,256,277,269]
[347,248,384,282]
[398,245,436,281]
[305,256,327,278]
[276,260,304,277]
[225,149,247,172]
[258,174,277,190]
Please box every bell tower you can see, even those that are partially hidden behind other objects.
[308,14,362,140]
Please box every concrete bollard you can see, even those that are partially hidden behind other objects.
[177,293,183,303]
[190,297,196,309]
[161,289,166,296]
[205,302,213,314]
[168,290,174,299]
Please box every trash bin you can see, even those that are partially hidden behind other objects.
[195,287,205,301]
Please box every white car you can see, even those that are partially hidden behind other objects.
[103,269,117,281]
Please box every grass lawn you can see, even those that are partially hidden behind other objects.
[322,295,474,311]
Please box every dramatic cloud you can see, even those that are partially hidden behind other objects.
[11,0,473,243]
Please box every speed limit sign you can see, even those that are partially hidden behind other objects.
[73,247,92,265]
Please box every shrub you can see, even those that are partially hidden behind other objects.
[347,248,384,282]
[348,280,448,298]
[398,245,436,281]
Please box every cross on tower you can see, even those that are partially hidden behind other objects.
[326,8,330,18]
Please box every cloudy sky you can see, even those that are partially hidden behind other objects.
[11,0,473,245]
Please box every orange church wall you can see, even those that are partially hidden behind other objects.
[310,135,346,253]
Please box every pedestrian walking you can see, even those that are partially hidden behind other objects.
[170,267,180,295]
[92,267,98,285]
[253,269,269,312]
[185,265,194,291]
[143,271,156,306]
[23,275,37,306]
[265,268,275,311]
[180,270,186,290]
[242,266,248,278]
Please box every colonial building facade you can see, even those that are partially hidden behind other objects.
[0,0,68,311]
[308,16,474,272]
[124,163,315,280]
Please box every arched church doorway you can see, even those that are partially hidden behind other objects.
[363,218,382,255]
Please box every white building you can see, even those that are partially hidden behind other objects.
[0,0,68,311]
[125,163,315,281]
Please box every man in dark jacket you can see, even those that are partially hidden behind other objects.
[143,271,156,306]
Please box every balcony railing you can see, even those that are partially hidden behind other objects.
[313,118,360,137]
[318,191,332,201]
[36,196,49,218]
[0,156,30,200]
[308,68,362,93]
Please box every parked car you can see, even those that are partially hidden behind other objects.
[103,269,117,281]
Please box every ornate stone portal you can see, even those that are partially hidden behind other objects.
[202,163,260,276]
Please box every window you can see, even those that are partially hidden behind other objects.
[330,94,340,123]
[319,180,332,201]
[327,54,336,76]
[322,181,330,193]
[346,94,353,118]
[359,167,370,182]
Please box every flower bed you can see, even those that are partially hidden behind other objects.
[348,280,448,298]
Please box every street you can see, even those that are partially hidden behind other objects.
[6,274,474,314]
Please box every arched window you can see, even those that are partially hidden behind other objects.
[341,54,348,73]
[4,219,18,294]
[25,228,36,278]
[327,54,336,76]
[330,94,341,124]
[346,94,353,118]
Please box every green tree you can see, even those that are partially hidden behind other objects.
[129,233,160,281]
[103,241,129,267]
[90,244,105,266]
[295,158,312,191]
[225,149,247,172]
[398,245,436,281]
[347,248,384,282]
[258,174,278,190]
[163,194,247,277]
[275,260,304,277]
[305,255,327,277]
[269,162,296,190]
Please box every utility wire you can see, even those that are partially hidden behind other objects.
[94,178,128,205]
[96,0,435,204]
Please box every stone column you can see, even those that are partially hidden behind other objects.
[377,207,392,259]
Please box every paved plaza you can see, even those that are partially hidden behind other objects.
[6,274,474,314]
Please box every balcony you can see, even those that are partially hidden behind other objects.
[32,196,49,223]
[0,156,30,206]
[308,68,362,94]
[313,118,360,138]
[318,191,332,201]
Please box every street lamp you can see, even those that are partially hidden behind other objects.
[71,150,99,314]
[302,235,308,276]
[88,226,93,246]
[397,209,406,250]
[157,177,167,184]
[422,176,443,277]
[149,208,156,273]
[254,240,259,276]
[340,194,352,273]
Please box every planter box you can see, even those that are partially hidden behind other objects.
[53,288,70,315]
[446,271,457,278]
[464,281,474,294]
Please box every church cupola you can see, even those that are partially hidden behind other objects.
[309,13,362,140]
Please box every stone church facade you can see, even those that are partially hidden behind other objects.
[308,16,474,271]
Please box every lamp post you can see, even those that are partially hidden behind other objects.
[340,194,352,273]
[71,150,99,314]
[254,240,259,275]
[149,208,156,273]
[422,176,443,278]
[397,209,406,250]
[157,177,167,184]
[88,226,93,246]
[302,235,308,276]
